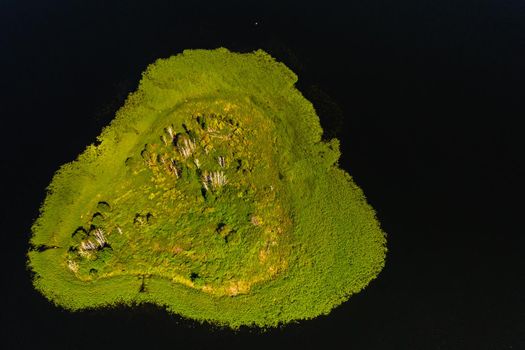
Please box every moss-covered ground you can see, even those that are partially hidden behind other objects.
[28,48,387,328]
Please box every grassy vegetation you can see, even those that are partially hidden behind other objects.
[27,48,387,328]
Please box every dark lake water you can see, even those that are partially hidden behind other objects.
[1,0,524,348]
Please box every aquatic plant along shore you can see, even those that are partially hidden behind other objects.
[28,48,387,328]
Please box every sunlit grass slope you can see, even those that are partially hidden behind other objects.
[28,48,387,328]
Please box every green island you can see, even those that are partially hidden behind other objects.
[28,48,387,328]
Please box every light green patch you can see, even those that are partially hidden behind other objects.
[28,48,387,328]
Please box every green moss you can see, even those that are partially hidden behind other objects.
[27,48,387,328]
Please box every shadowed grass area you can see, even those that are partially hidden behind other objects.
[27,48,387,328]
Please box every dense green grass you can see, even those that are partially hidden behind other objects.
[28,48,387,328]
